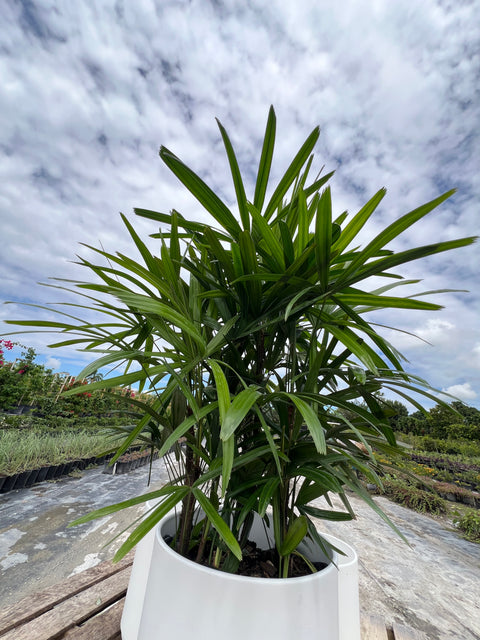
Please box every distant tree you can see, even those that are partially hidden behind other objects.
[411,410,427,421]
[413,401,480,440]
[450,401,480,426]
[445,422,480,440]
[426,404,453,438]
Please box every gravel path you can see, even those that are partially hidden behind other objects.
[0,460,478,639]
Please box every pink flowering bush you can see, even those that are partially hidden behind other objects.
[0,339,14,366]
[0,345,54,411]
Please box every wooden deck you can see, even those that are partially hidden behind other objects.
[0,555,422,640]
[0,553,134,640]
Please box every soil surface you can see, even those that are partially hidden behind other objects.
[183,537,328,578]
[0,459,478,639]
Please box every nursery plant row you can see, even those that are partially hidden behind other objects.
[382,474,480,510]
[0,428,116,475]
[380,475,480,543]
[0,427,154,493]
[102,448,159,475]
[410,452,480,490]
[0,453,114,494]
[392,444,480,509]
[372,435,480,542]
[0,445,158,493]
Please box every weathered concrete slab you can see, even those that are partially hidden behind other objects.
[314,493,480,639]
[0,459,170,605]
[0,460,478,639]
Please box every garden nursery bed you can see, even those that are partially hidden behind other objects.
[102,449,158,475]
[0,453,113,494]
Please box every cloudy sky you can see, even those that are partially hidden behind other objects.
[1,0,479,409]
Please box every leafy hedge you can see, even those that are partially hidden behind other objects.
[407,435,480,458]
[0,413,138,433]
[0,346,142,419]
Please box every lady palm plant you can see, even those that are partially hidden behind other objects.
[7,107,475,577]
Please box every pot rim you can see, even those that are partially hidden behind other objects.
[156,510,339,584]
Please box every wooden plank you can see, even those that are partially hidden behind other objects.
[392,622,423,640]
[0,553,133,636]
[61,599,124,640]
[362,615,390,640]
[0,567,131,640]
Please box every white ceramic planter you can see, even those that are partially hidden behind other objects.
[121,510,360,640]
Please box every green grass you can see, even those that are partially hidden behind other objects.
[0,429,118,475]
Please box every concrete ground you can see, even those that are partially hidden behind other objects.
[0,459,479,639]
[316,493,480,639]
[0,459,171,605]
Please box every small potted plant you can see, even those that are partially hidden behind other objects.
[6,107,475,640]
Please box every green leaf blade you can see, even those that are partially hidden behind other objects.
[278,515,309,557]
[216,117,250,230]
[221,388,261,440]
[283,393,326,454]
[192,488,242,560]
[264,126,320,221]
[160,146,242,238]
[315,187,332,290]
[254,105,276,212]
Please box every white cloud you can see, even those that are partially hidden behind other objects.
[416,319,456,345]
[442,383,477,402]
[44,356,61,371]
[0,0,478,406]
[380,317,456,352]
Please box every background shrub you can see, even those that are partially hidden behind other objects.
[382,477,447,515]
[454,510,480,542]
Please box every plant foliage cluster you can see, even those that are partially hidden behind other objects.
[6,107,476,576]
[410,452,480,491]
[454,509,480,542]
[373,426,480,538]
[406,435,480,458]
[0,345,55,411]
[381,477,447,515]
